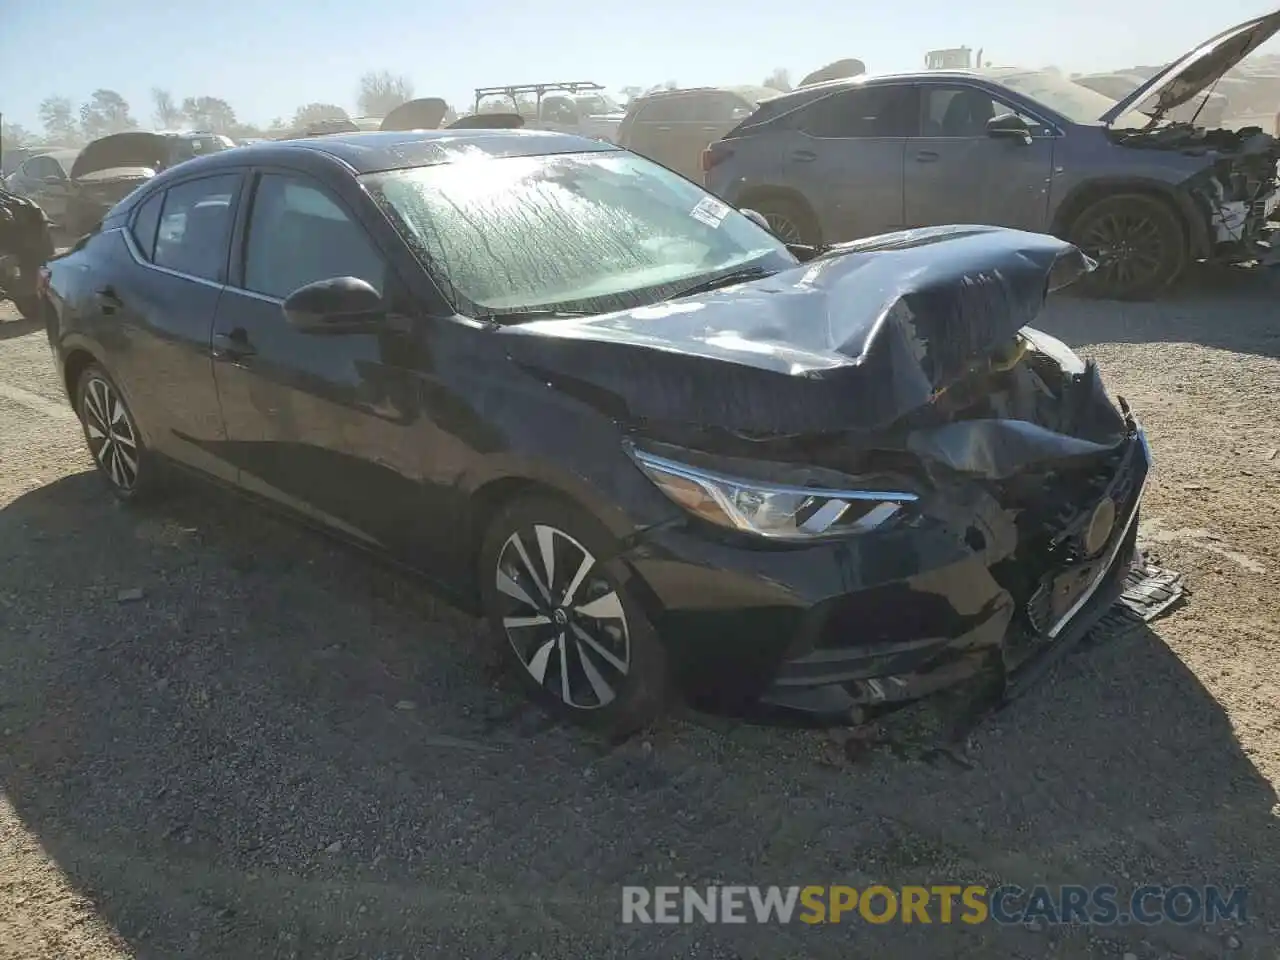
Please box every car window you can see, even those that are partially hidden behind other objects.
[364,150,791,317]
[919,86,1049,137]
[24,157,62,180]
[798,85,916,138]
[153,174,239,282]
[637,97,691,123]
[697,92,753,122]
[129,191,164,260]
[542,97,578,123]
[242,173,386,300]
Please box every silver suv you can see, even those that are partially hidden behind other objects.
[705,10,1280,299]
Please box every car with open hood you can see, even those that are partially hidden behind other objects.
[1073,71,1229,128]
[21,131,234,235]
[42,128,1149,736]
[705,7,1280,299]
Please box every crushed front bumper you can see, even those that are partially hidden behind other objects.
[622,425,1151,719]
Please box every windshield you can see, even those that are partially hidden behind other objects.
[363,150,791,318]
[986,70,1152,128]
[574,94,622,115]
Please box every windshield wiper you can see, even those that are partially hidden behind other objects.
[473,309,590,324]
[665,265,776,301]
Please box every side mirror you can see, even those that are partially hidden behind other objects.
[986,113,1033,146]
[283,276,385,334]
[739,208,772,232]
[42,175,65,184]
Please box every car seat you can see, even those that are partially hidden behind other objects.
[941,90,995,137]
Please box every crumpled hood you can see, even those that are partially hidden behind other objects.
[71,132,169,180]
[1101,7,1280,125]
[499,225,1092,436]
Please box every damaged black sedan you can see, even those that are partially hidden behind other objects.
[43,130,1149,736]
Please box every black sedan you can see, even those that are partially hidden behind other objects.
[42,130,1150,736]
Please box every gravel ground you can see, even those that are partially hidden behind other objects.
[0,269,1278,960]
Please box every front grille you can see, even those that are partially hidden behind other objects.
[990,434,1142,620]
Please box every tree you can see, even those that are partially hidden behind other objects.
[79,89,136,140]
[357,70,414,118]
[619,86,644,104]
[38,96,79,144]
[644,80,678,95]
[762,68,792,92]
[291,103,350,129]
[152,88,184,130]
[182,95,237,133]
[1,122,34,148]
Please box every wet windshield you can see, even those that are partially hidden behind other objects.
[987,70,1153,127]
[364,150,791,318]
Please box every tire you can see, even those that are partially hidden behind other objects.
[1067,193,1187,300]
[748,194,821,248]
[478,494,668,738]
[75,364,160,502]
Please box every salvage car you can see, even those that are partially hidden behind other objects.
[705,8,1280,298]
[619,85,782,181]
[41,131,233,235]
[43,129,1149,735]
[5,150,79,223]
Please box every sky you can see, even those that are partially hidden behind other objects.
[2,0,1279,132]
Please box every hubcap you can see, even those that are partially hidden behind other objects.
[764,212,802,245]
[81,377,139,491]
[494,524,630,710]
[1080,211,1165,290]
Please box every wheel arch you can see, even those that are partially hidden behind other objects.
[733,185,821,241]
[1051,178,1209,259]
[61,345,101,414]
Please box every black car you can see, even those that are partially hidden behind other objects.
[43,130,1151,736]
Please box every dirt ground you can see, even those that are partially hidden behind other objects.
[0,268,1278,960]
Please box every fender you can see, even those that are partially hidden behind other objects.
[1051,177,1211,259]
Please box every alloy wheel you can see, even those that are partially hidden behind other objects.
[81,376,140,492]
[1078,210,1166,292]
[494,524,630,710]
[764,212,803,245]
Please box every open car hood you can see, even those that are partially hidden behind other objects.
[70,132,168,180]
[1100,7,1280,125]
[499,226,1092,437]
[380,98,448,131]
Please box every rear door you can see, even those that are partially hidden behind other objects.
[104,172,244,482]
[783,83,916,240]
[624,96,687,173]
[903,82,1056,231]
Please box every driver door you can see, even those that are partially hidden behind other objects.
[903,83,1056,232]
[210,170,440,564]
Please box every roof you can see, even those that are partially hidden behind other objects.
[172,129,617,176]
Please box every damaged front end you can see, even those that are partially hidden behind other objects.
[499,225,1151,719]
[1113,123,1280,264]
[624,325,1149,719]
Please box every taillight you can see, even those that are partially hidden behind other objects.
[701,142,732,175]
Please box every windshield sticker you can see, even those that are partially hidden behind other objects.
[690,197,730,228]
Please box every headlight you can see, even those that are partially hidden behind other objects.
[1021,327,1085,375]
[631,450,918,540]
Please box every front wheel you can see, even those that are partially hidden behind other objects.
[478,495,668,738]
[75,364,160,502]
[1068,193,1187,300]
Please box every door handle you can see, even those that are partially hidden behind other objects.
[790,150,817,163]
[915,150,940,162]
[95,286,122,314]
[212,329,256,360]
[655,125,673,132]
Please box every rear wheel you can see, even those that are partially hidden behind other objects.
[478,495,668,738]
[75,364,160,502]
[748,195,820,248]
[1068,193,1187,300]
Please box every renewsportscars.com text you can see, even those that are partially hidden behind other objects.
[621,884,1248,926]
